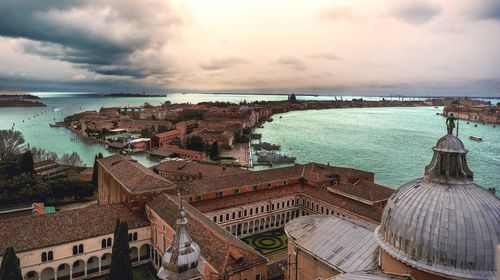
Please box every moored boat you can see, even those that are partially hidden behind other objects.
[469,135,482,142]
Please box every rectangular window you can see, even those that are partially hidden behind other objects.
[213,216,217,222]
[232,212,235,219]
[268,183,271,188]
[250,209,253,215]
[196,195,202,202]
[219,214,223,221]
[226,213,230,220]
[234,188,240,194]
[287,201,290,207]
[244,209,247,216]
[238,211,242,218]
[252,185,257,191]
[216,192,223,198]
[261,206,264,212]
[256,274,261,280]
[255,207,259,214]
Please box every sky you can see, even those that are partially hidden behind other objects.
[0,0,499,96]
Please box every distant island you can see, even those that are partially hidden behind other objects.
[0,93,46,107]
[105,92,167,97]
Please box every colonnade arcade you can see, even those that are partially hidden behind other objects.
[23,244,151,280]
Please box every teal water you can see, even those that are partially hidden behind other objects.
[255,107,499,189]
[0,93,498,190]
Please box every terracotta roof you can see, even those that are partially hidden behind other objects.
[154,161,250,179]
[180,165,305,195]
[191,184,385,223]
[98,154,175,194]
[327,179,394,204]
[0,203,149,255]
[180,163,374,196]
[147,194,267,275]
[154,130,180,138]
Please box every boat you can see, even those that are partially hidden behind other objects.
[251,142,281,150]
[49,121,64,128]
[256,150,295,164]
[469,136,482,142]
[267,118,274,122]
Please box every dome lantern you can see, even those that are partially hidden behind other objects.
[157,192,201,280]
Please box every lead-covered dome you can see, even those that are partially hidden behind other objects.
[375,132,500,280]
[157,202,201,280]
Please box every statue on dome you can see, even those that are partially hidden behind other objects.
[446,113,456,134]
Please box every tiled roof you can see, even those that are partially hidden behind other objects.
[0,203,149,255]
[98,154,175,194]
[327,179,394,204]
[154,161,250,179]
[180,165,305,195]
[180,163,374,196]
[154,130,180,138]
[191,184,385,223]
[147,194,267,275]
[333,269,412,280]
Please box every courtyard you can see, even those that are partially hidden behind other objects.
[242,228,288,255]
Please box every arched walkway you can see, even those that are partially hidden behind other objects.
[56,263,70,280]
[130,246,139,263]
[101,253,111,271]
[25,271,39,280]
[72,260,85,278]
[41,267,55,280]
[87,256,99,275]
[139,244,150,261]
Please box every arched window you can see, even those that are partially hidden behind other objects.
[107,238,112,247]
[102,239,107,249]
[41,252,47,262]
[133,232,137,241]
[48,251,53,261]
[72,246,78,255]
[128,233,133,242]
[78,244,84,254]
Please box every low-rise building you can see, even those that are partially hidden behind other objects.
[153,160,250,182]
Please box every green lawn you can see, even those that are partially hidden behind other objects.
[242,228,288,255]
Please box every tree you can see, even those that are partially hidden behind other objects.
[58,152,84,167]
[210,141,219,160]
[0,130,25,160]
[110,220,132,280]
[0,247,22,280]
[186,136,206,152]
[29,147,57,162]
[91,153,103,188]
[18,150,34,174]
[288,93,297,102]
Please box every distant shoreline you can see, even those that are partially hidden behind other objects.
[0,94,46,107]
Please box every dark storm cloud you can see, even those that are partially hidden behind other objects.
[469,0,500,21]
[391,1,442,25]
[199,57,248,71]
[276,56,306,71]
[0,0,181,78]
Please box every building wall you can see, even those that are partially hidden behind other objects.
[380,250,452,280]
[287,242,338,280]
[18,226,150,280]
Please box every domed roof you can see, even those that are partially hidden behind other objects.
[376,131,500,279]
[433,134,468,154]
[375,179,499,279]
[157,202,201,280]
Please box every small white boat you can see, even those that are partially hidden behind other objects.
[469,135,482,142]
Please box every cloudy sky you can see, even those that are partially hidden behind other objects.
[0,0,499,96]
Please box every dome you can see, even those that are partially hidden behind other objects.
[433,134,468,153]
[239,105,251,114]
[157,203,201,280]
[375,131,500,279]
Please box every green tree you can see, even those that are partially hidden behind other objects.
[0,130,25,160]
[186,136,206,152]
[0,247,22,280]
[92,153,103,188]
[18,150,34,174]
[210,141,219,160]
[110,220,132,280]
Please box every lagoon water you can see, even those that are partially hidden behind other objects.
[0,92,498,190]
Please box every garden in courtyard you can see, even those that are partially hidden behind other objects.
[90,265,157,280]
[242,228,288,255]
